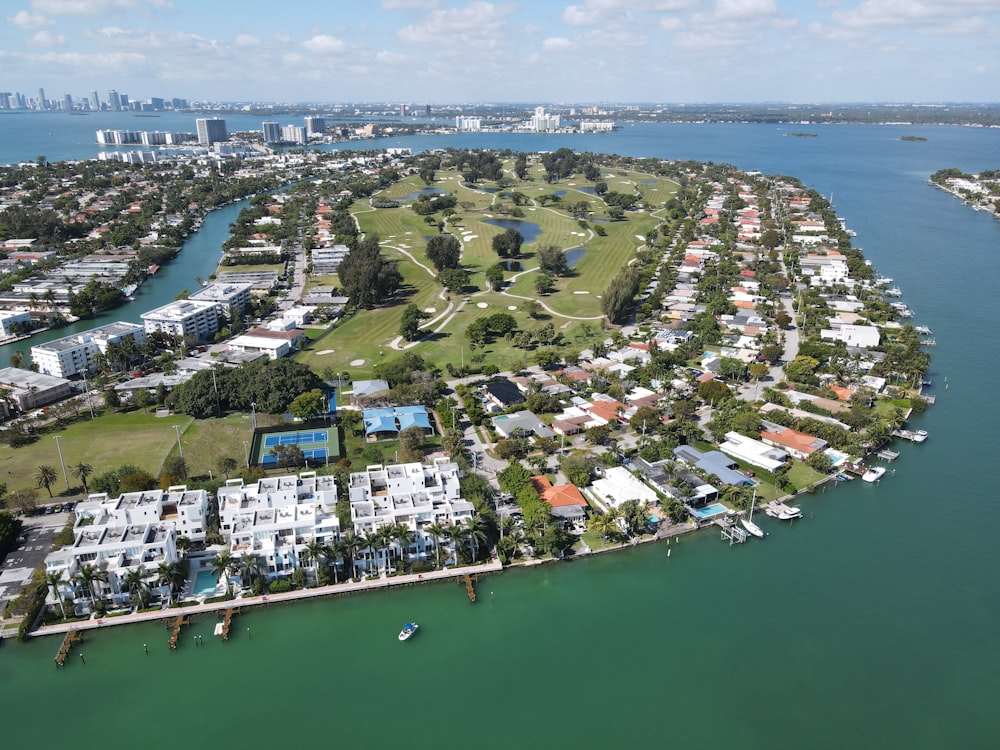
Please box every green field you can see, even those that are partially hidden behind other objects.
[297,164,678,377]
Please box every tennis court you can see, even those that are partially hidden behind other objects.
[252,424,339,467]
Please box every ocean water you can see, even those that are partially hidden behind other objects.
[1,118,999,748]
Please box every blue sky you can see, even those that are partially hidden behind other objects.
[2,0,999,104]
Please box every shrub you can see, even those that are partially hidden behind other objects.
[267,578,293,594]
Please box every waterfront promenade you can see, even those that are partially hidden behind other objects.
[31,559,503,639]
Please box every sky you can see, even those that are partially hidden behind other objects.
[2,0,1000,104]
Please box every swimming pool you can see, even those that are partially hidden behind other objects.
[690,503,730,520]
[193,570,219,597]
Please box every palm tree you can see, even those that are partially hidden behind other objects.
[156,561,186,604]
[388,523,414,573]
[210,550,237,593]
[71,462,94,494]
[303,539,326,581]
[426,523,447,568]
[321,540,344,584]
[446,524,470,565]
[45,571,67,619]
[463,516,489,562]
[122,568,150,610]
[34,465,58,499]
[339,531,362,580]
[75,563,107,607]
[360,530,381,577]
[237,554,266,592]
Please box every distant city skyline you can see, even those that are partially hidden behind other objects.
[2,0,999,104]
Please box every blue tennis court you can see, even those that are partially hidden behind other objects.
[261,447,327,465]
[263,430,328,447]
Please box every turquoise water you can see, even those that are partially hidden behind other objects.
[192,571,218,597]
[1,121,999,747]
[691,502,729,519]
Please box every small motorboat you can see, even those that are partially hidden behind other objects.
[912,430,928,443]
[398,622,419,641]
[778,506,802,520]
[862,466,886,483]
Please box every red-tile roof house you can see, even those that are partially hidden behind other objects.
[759,427,827,461]
[830,385,854,401]
[530,476,589,522]
[586,400,628,423]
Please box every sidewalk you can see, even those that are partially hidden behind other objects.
[30,559,503,639]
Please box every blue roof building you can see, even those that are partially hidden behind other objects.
[363,405,434,441]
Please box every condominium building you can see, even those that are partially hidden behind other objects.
[30,321,145,378]
[140,299,219,340]
[217,472,341,579]
[530,107,561,132]
[0,309,31,337]
[43,485,208,611]
[280,124,307,145]
[196,117,228,145]
[455,116,482,132]
[304,116,325,136]
[348,459,475,573]
[262,121,281,144]
[188,281,253,318]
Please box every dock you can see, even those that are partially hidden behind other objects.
[715,519,747,545]
[167,614,190,650]
[892,429,927,443]
[54,628,83,667]
[761,501,803,520]
[460,574,477,603]
[877,449,900,461]
[218,607,240,640]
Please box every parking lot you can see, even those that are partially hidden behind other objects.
[0,510,71,617]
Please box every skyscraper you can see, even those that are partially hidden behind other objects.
[262,121,281,144]
[90,90,100,110]
[108,90,121,111]
[196,117,228,145]
[304,116,325,137]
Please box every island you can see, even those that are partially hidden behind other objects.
[0,146,934,640]
[929,167,1000,219]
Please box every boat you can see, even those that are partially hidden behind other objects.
[862,466,886,483]
[912,430,928,443]
[740,491,764,538]
[778,506,803,520]
[398,622,419,641]
[147,263,160,275]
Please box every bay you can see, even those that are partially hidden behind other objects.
[0,118,999,748]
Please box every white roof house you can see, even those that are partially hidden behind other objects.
[587,466,660,511]
[719,431,788,472]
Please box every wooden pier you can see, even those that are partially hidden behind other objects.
[460,574,477,603]
[167,614,190,650]
[876,449,900,461]
[54,628,83,667]
[219,607,240,640]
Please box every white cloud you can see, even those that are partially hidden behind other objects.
[23,49,148,75]
[7,10,51,28]
[714,0,776,20]
[562,0,693,27]
[234,34,260,47]
[542,36,574,52]
[302,34,348,56]
[375,50,407,64]
[380,0,438,8]
[832,0,998,31]
[397,1,514,53]
[28,29,64,46]
[30,0,173,17]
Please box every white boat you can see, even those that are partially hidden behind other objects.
[740,491,764,538]
[862,466,886,483]
[398,622,419,641]
[778,506,803,520]
[912,430,928,443]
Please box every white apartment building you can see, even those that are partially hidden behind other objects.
[455,116,482,132]
[348,459,475,573]
[141,299,219,340]
[189,281,253,318]
[217,472,341,579]
[43,485,207,611]
[30,321,145,378]
[530,107,561,132]
[0,309,31,337]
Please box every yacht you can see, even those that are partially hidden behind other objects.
[862,466,886,483]
[778,506,803,520]
[740,492,764,538]
[398,622,419,641]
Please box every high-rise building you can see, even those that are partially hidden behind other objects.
[108,90,121,111]
[304,116,325,137]
[37,88,47,109]
[262,121,281,144]
[0,93,11,110]
[280,124,307,145]
[400,104,408,117]
[90,90,100,110]
[63,94,73,111]
[196,117,228,145]
[119,93,130,109]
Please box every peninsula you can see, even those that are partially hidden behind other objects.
[0,146,934,640]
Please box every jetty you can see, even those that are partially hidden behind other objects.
[762,501,803,520]
[167,614,190,649]
[54,628,83,666]
[892,429,928,443]
[216,607,240,640]
[460,574,477,603]
[716,519,747,545]
[877,448,900,461]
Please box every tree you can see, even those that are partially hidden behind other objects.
[630,406,660,435]
[388,523,414,571]
[534,274,554,295]
[218,456,238,479]
[45,571,67,619]
[399,303,426,341]
[303,539,327,580]
[289,388,326,420]
[491,227,523,258]
[122,568,150,610]
[210,551,237,593]
[536,244,569,276]
[338,235,402,309]
[34,465,57,499]
[485,263,505,291]
[399,426,425,462]
[157,561,186,604]
[75,563,107,606]
[426,523,448,568]
[523,299,542,319]
[601,267,640,323]
[71,462,94,493]
[425,233,462,271]
[698,379,732,405]
[9,350,25,368]
[807,450,833,474]
[438,267,469,294]
[238,554,266,592]
[586,424,611,445]
[133,388,152,413]
[103,387,121,412]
